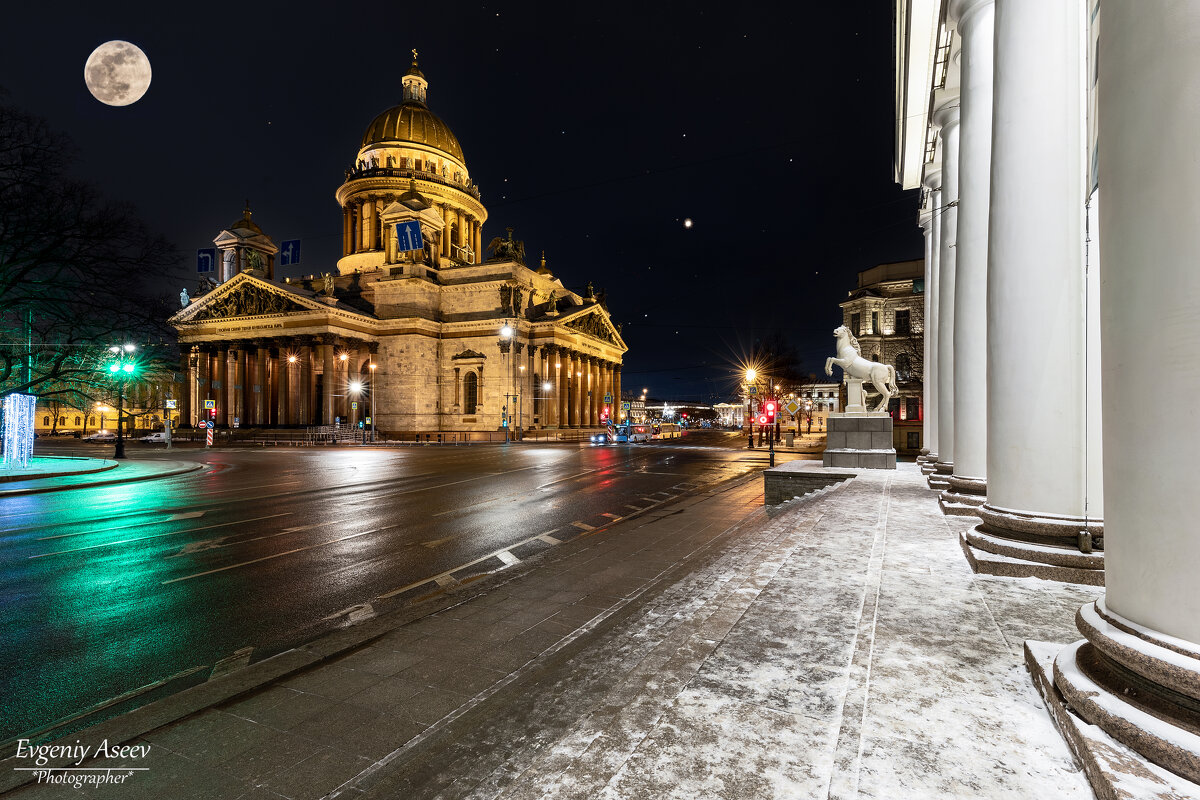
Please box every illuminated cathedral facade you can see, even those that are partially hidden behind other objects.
[170,56,626,437]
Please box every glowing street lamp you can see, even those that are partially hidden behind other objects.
[106,344,139,459]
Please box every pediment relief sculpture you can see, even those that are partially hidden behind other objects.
[190,283,311,321]
[452,349,487,360]
[563,311,619,345]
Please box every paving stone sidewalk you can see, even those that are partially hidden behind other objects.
[4,464,1104,799]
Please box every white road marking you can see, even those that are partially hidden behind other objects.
[161,526,381,584]
[169,522,327,558]
[31,513,293,559]
[209,647,254,679]
[536,469,598,489]
[571,521,595,531]
[538,533,563,545]
[625,505,646,512]
[600,512,621,519]
[321,603,376,624]
[433,575,458,588]
[422,535,456,548]
[167,511,206,521]
[497,550,521,566]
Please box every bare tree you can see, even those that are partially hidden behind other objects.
[0,100,180,403]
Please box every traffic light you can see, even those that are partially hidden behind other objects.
[764,399,777,423]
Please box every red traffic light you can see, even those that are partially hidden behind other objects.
[757,414,768,425]
[764,399,777,421]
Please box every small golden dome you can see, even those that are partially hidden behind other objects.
[360,102,464,163]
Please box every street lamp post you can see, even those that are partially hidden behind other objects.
[107,344,137,460]
[369,361,377,442]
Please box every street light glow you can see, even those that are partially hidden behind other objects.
[288,355,297,363]
[543,382,552,391]
[500,323,513,338]
[745,369,756,381]
[349,380,363,394]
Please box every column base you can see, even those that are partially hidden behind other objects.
[1052,599,1200,785]
[939,475,986,516]
[927,459,952,490]
[959,530,1104,585]
[1025,640,1198,800]
[977,503,1104,551]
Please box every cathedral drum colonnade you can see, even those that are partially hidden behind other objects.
[896,0,1200,788]
[171,55,626,437]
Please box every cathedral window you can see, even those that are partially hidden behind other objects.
[464,372,479,414]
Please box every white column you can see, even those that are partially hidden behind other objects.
[978,0,1098,549]
[1050,3,1200,784]
[931,100,960,487]
[920,169,942,465]
[942,0,994,511]
[1098,1,1200,647]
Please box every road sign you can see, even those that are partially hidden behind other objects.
[396,220,423,251]
[604,393,612,404]
[197,248,216,273]
[204,399,215,410]
[279,239,301,266]
[622,402,631,411]
[165,399,177,409]
[365,417,372,425]
[206,420,214,428]
[205,421,213,447]
[351,401,358,410]
[747,385,758,395]
[784,399,800,416]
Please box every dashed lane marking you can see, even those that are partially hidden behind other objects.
[600,513,621,519]
[31,513,294,558]
[571,521,595,531]
[538,533,563,545]
[497,550,521,566]
[433,575,459,588]
[167,511,206,521]
[162,526,384,584]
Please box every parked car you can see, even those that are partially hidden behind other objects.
[138,432,169,443]
[82,431,116,442]
[47,429,78,437]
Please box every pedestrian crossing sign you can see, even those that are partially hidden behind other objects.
[204,399,215,410]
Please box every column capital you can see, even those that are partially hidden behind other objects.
[949,0,993,32]
[932,98,960,131]
[317,333,338,346]
[514,342,525,355]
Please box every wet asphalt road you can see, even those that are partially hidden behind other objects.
[0,431,806,742]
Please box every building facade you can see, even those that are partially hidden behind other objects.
[170,58,626,437]
[838,259,924,453]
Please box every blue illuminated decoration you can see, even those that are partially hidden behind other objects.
[2,393,36,469]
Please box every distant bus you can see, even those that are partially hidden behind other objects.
[654,423,682,439]
[615,423,653,443]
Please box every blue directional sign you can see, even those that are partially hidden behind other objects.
[396,221,423,252]
[280,239,301,266]
[197,247,216,273]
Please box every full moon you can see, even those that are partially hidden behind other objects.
[84,41,151,106]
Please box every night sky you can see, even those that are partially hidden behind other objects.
[0,3,923,404]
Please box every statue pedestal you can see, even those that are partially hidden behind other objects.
[844,378,868,414]
[822,413,896,470]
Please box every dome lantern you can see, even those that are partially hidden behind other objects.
[402,49,428,105]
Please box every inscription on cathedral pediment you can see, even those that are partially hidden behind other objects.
[191,284,311,321]
[564,312,618,345]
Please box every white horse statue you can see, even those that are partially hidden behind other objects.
[824,325,898,413]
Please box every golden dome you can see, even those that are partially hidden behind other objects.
[360,101,465,163]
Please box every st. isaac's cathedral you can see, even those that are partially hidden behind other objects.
[170,56,627,437]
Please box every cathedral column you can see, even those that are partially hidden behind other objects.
[614,368,622,424]
[561,350,574,428]
[230,346,243,427]
[941,0,994,513]
[920,170,942,473]
[545,346,559,427]
[254,341,268,426]
[589,358,599,426]
[298,340,313,425]
[278,343,292,429]
[931,100,960,490]
[1051,1,1200,784]
[179,351,193,428]
[320,335,335,425]
[473,222,481,264]
[441,204,452,258]
[216,346,230,427]
[342,206,351,257]
[366,197,378,251]
[975,0,1099,556]
[239,348,252,427]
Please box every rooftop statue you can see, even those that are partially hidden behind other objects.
[486,226,526,265]
[825,325,898,413]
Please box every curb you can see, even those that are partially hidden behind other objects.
[0,462,204,498]
[0,457,118,484]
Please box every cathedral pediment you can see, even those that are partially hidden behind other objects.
[452,349,487,360]
[560,306,626,349]
[172,274,328,324]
